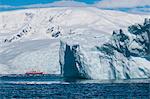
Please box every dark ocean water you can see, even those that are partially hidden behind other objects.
[0,74,150,98]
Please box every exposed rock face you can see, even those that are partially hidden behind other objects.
[128,18,150,56]
[111,29,130,57]
[60,19,150,80]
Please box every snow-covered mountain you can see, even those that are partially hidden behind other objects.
[0,7,149,80]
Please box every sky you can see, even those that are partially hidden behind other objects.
[0,0,100,6]
[0,0,150,14]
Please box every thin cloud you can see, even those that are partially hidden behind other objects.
[21,0,89,8]
[95,0,150,8]
[0,5,15,8]
[0,0,89,9]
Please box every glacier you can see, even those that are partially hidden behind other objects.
[60,18,150,80]
[0,7,150,80]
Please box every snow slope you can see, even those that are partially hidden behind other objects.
[0,7,149,76]
[0,39,60,74]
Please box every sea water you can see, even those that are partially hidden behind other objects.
[0,74,150,98]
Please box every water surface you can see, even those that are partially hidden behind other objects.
[0,74,150,98]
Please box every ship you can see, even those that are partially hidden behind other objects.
[25,70,43,75]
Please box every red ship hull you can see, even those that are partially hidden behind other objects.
[25,71,43,75]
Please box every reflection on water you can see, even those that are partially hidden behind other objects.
[1,74,150,84]
[0,74,150,98]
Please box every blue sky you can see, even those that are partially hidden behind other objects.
[0,0,100,6]
[0,0,150,14]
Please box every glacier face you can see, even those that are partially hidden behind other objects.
[60,19,150,80]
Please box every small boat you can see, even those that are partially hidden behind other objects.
[25,71,43,75]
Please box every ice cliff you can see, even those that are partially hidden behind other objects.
[60,19,150,80]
